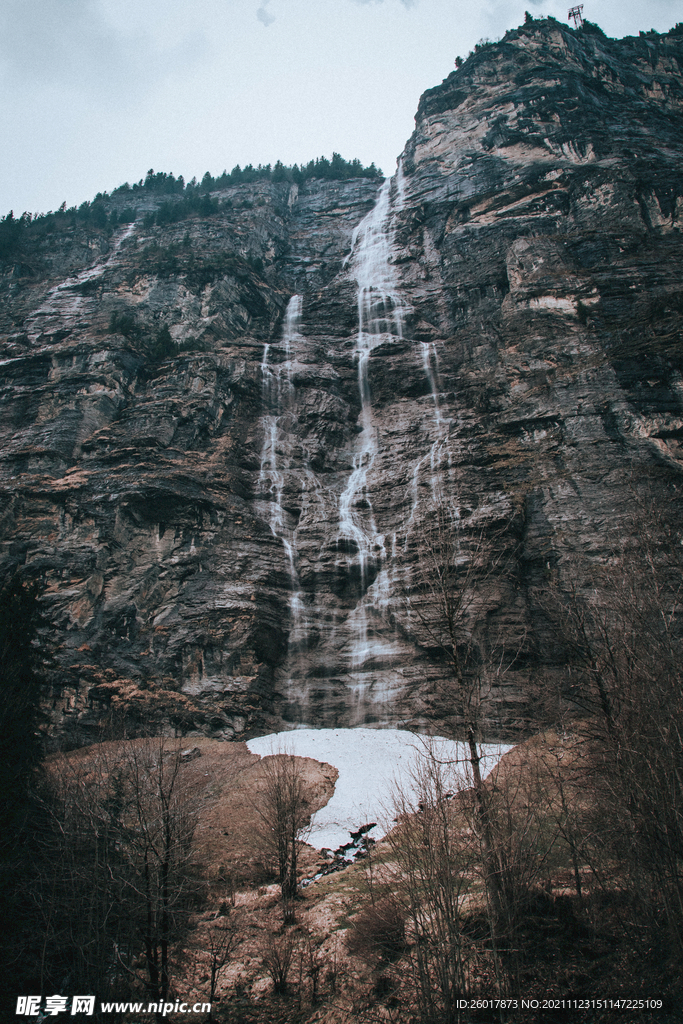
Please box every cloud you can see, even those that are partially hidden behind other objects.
[0,0,205,100]
[351,0,418,7]
[255,0,415,25]
[257,2,276,27]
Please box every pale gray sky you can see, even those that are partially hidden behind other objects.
[1,0,680,215]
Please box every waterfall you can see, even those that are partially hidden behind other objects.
[340,172,408,550]
[274,167,453,726]
[422,342,443,430]
[338,169,409,692]
[258,294,306,641]
[405,341,449,533]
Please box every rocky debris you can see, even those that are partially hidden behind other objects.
[302,823,378,887]
[181,746,202,761]
[1,20,683,746]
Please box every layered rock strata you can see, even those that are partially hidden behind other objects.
[1,19,683,746]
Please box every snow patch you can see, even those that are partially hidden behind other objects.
[247,728,511,851]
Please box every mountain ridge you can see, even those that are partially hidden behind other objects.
[1,17,682,748]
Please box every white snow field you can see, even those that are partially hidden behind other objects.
[246,728,512,851]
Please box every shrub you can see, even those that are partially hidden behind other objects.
[261,932,297,995]
[109,310,141,340]
[149,325,174,362]
[346,898,406,963]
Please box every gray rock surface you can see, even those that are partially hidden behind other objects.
[2,19,682,746]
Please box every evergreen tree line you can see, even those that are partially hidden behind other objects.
[0,153,382,257]
[0,574,51,1020]
[115,153,381,197]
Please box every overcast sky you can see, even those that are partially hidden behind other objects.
[1,0,680,215]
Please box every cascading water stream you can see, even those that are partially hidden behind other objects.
[258,295,307,644]
[276,167,454,724]
[405,341,449,537]
[422,342,443,430]
[339,169,408,682]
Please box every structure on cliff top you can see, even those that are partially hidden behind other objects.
[568,7,584,30]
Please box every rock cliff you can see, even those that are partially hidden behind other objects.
[2,18,683,746]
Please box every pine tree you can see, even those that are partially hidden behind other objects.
[0,572,46,846]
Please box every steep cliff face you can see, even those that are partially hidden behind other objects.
[2,20,683,747]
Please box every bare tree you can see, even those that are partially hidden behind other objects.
[112,740,201,1010]
[255,750,311,923]
[190,913,241,1021]
[260,929,298,995]
[34,739,200,1017]
[482,741,572,992]
[375,744,476,1022]
[28,747,125,1005]
[404,500,521,755]
[403,500,523,976]
[538,500,683,957]
[300,930,326,1005]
